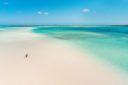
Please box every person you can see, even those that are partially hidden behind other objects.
[25,53,28,58]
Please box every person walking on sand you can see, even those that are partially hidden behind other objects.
[25,53,28,58]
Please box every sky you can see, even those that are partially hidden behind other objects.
[0,0,128,25]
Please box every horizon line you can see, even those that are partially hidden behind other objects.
[0,24,128,26]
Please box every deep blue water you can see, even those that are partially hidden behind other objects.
[32,26,128,71]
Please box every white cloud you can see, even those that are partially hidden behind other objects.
[37,11,48,15]
[37,11,42,15]
[82,9,90,12]
[3,2,8,5]
[44,12,48,15]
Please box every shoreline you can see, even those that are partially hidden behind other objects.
[0,27,128,85]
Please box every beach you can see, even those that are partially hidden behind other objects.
[0,26,128,85]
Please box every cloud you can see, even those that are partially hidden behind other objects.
[37,11,48,15]
[82,9,90,12]
[3,2,8,5]
[37,11,42,15]
[44,12,48,15]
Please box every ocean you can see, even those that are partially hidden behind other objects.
[0,25,128,72]
[32,26,128,72]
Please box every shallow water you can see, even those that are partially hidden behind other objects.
[32,26,128,72]
[0,26,128,72]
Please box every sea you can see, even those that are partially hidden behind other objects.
[0,25,128,72]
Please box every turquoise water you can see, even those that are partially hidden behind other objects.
[0,25,11,31]
[32,26,128,71]
[0,25,23,31]
[0,25,128,71]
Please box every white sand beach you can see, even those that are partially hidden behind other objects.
[0,27,128,85]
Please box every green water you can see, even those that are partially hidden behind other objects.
[32,26,128,71]
[0,25,128,71]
